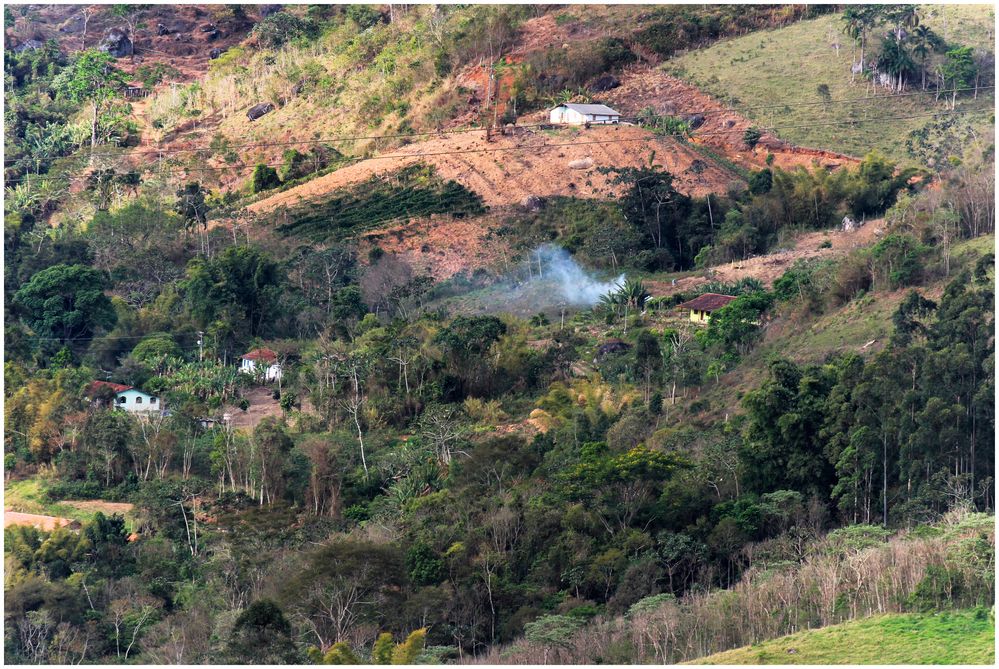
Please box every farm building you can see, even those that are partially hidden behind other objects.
[240,347,283,382]
[549,103,621,125]
[677,293,737,324]
[86,381,164,415]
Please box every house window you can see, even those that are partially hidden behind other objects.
[135,396,143,404]
[117,396,127,404]
[150,397,158,405]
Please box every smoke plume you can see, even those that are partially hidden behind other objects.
[527,244,624,307]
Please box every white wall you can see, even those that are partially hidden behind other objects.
[115,389,160,413]
[550,107,619,125]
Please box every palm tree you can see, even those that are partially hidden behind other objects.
[877,33,916,93]
[911,25,932,90]
[842,6,881,76]
[888,4,920,40]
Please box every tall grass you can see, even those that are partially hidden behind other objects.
[473,511,994,664]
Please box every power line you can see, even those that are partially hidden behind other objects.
[4,85,993,166]
[6,107,992,188]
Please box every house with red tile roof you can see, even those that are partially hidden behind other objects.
[240,347,283,382]
[85,381,163,415]
[677,293,738,324]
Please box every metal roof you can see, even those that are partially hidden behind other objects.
[557,103,621,116]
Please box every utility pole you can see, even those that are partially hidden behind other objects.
[197,331,204,362]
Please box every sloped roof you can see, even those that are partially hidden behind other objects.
[677,293,738,312]
[558,103,621,116]
[86,380,134,395]
[243,347,278,362]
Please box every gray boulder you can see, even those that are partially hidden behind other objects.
[99,28,133,58]
[521,195,545,212]
[13,39,44,54]
[590,75,621,93]
[686,113,705,130]
[247,102,275,121]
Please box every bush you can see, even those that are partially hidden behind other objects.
[346,4,383,30]
[252,12,318,48]
[908,564,966,612]
[251,164,281,193]
[743,127,762,149]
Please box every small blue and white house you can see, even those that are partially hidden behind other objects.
[87,381,164,416]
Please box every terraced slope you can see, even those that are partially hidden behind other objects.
[247,125,743,215]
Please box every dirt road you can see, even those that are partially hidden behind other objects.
[4,510,76,531]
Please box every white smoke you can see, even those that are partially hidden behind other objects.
[525,244,624,307]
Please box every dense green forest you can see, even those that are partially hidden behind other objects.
[4,3,995,664]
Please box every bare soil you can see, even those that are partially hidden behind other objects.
[358,213,513,281]
[249,124,742,216]
[4,510,75,531]
[647,220,884,297]
[600,67,862,172]
[225,385,283,432]
[62,500,135,515]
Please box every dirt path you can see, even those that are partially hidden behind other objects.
[648,220,884,296]
[4,510,76,531]
[61,500,135,515]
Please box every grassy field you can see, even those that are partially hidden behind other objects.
[690,609,996,664]
[666,5,995,167]
[5,477,135,528]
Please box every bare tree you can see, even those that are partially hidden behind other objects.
[417,403,468,466]
[80,6,96,50]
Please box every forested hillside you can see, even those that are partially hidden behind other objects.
[4,3,995,664]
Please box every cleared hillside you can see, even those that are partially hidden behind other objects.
[666,4,995,167]
[689,610,996,665]
[247,125,743,214]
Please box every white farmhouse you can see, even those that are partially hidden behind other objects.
[549,103,621,125]
[240,347,283,382]
[86,381,163,416]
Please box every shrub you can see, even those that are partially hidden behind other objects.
[252,12,318,48]
[251,164,281,193]
[743,127,762,149]
[346,4,383,30]
[908,564,965,612]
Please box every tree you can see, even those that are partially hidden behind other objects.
[110,4,144,55]
[229,600,298,664]
[634,330,661,402]
[606,166,692,264]
[876,33,915,93]
[417,403,468,466]
[743,127,762,149]
[252,418,295,505]
[57,50,128,155]
[251,164,281,193]
[434,315,507,396]
[523,615,584,662]
[175,183,209,233]
[701,291,774,359]
[841,6,881,76]
[82,409,134,487]
[911,25,934,90]
[941,46,977,108]
[182,245,284,337]
[14,264,117,347]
